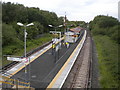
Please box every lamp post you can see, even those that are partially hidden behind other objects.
[49,24,63,38]
[17,22,34,83]
[48,24,63,62]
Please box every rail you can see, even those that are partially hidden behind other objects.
[65,29,92,89]
[86,30,93,88]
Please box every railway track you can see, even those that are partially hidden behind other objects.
[1,41,52,72]
[62,29,92,88]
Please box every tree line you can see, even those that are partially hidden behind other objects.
[2,2,64,47]
[89,15,120,44]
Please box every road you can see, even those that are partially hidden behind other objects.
[12,31,84,88]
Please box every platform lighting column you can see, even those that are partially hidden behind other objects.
[17,22,34,84]
[48,24,63,62]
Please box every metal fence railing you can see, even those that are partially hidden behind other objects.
[1,75,34,89]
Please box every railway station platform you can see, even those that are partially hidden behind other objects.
[1,30,87,89]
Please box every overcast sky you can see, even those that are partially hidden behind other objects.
[2,0,119,22]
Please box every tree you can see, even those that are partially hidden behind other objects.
[89,15,120,44]
[27,22,44,39]
[2,23,20,46]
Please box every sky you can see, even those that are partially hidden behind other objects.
[2,0,119,22]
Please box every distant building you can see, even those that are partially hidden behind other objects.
[118,1,120,22]
[65,26,83,43]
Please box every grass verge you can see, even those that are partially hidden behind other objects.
[93,35,119,88]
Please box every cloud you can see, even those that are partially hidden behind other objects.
[2,0,119,22]
[55,0,118,22]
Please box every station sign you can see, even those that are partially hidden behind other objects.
[7,57,23,61]
[7,57,29,63]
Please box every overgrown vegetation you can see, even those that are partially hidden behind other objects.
[89,15,120,88]
[2,2,64,66]
[2,2,64,45]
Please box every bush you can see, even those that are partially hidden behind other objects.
[2,23,17,46]
[90,15,120,44]
[93,35,119,88]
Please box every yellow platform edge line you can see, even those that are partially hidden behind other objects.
[7,38,64,78]
[47,35,85,88]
